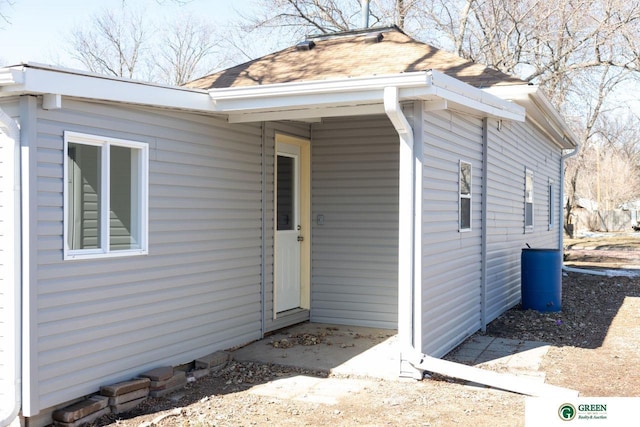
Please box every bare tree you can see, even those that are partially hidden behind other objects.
[154,14,223,85]
[0,0,13,26]
[237,0,425,40]
[67,5,225,85]
[242,0,360,35]
[69,6,149,78]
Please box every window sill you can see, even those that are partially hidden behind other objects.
[64,249,148,261]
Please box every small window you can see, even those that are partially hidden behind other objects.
[548,179,555,229]
[64,132,148,260]
[459,161,472,231]
[525,169,534,230]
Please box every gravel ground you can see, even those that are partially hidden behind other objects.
[91,255,640,427]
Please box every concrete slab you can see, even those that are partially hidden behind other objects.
[446,336,551,390]
[231,323,552,398]
[233,323,398,379]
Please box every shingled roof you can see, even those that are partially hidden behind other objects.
[186,26,527,90]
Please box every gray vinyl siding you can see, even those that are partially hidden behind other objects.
[420,109,484,358]
[484,118,562,323]
[310,116,399,329]
[0,99,20,417]
[30,98,263,411]
[263,122,312,333]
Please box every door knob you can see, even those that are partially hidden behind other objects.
[297,236,304,242]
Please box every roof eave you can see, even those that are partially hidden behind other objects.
[208,70,525,123]
[484,85,578,149]
[0,63,215,113]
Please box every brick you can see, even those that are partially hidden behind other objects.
[149,370,186,391]
[52,395,108,423]
[195,351,230,370]
[52,406,110,427]
[100,377,150,397]
[111,397,147,415]
[108,387,149,405]
[148,375,188,398]
[191,368,210,380]
[139,366,173,382]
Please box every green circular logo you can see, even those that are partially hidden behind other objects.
[558,403,576,421]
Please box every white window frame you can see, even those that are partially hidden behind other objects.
[548,179,555,230]
[525,168,534,231]
[459,160,472,232]
[63,131,149,260]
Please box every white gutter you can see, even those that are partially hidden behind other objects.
[383,86,579,397]
[0,107,22,427]
[484,85,578,149]
[0,63,214,113]
[210,71,525,123]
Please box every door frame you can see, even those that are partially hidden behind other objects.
[274,133,311,317]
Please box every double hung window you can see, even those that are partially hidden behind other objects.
[459,161,472,231]
[525,169,534,230]
[548,179,555,229]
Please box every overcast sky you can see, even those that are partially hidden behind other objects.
[0,0,252,67]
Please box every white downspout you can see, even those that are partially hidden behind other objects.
[560,144,579,249]
[384,86,421,378]
[0,107,22,427]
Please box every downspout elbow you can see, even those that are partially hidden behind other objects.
[384,86,413,143]
[561,143,580,161]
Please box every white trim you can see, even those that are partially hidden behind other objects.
[228,104,386,123]
[459,160,472,232]
[0,64,213,112]
[273,134,311,315]
[211,71,525,123]
[0,107,22,426]
[548,178,555,230]
[525,168,534,232]
[21,95,39,416]
[63,131,149,260]
[484,85,578,149]
[42,93,61,110]
[411,101,424,358]
[0,65,527,125]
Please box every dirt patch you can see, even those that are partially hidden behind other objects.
[90,240,640,427]
[564,232,640,268]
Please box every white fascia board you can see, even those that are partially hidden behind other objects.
[211,72,436,114]
[216,88,393,113]
[0,64,215,112]
[211,72,434,102]
[228,103,386,123]
[485,84,578,148]
[429,70,525,121]
[0,68,24,86]
[211,70,525,122]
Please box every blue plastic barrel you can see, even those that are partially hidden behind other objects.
[521,248,562,312]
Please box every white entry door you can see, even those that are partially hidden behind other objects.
[275,138,309,314]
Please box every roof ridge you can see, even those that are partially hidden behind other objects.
[306,25,404,41]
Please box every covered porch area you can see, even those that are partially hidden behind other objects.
[209,70,525,376]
